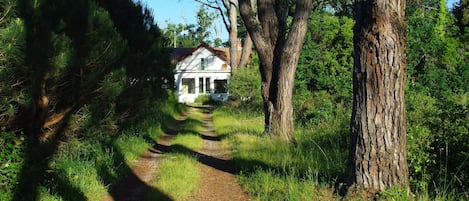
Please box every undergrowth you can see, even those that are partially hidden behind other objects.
[212,105,347,200]
[212,104,468,200]
[31,94,185,201]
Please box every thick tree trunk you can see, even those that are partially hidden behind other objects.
[239,0,312,142]
[348,0,409,193]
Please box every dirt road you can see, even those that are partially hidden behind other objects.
[102,107,249,201]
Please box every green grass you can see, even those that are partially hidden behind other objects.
[212,107,349,201]
[29,97,185,201]
[147,109,205,201]
[148,153,200,201]
[212,105,469,201]
[172,133,203,151]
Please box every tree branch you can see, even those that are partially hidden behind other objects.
[194,0,230,31]
[283,0,312,57]
[239,0,272,62]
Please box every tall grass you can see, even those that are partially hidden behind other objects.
[212,106,350,200]
[213,104,469,200]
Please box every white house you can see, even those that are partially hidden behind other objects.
[173,42,231,103]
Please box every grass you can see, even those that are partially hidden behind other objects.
[148,108,205,201]
[28,96,185,201]
[211,106,351,201]
[148,153,200,201]
[212,105,469,201]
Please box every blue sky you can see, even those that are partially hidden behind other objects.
[142,0,229,41]
[142,0,460,41]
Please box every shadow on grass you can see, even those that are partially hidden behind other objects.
[97,142,172,201]
[151,143,242,174]
[13,115,88,201]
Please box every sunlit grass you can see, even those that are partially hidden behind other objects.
[172,133,203,151]
[148,153,200,201]
[114,133,149,165]
[178,109,205,134]
[212,108,263,137]
[212,107,348,200]
[42,139,110,201]
[148,109,205,201]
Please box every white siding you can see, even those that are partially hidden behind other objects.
[174,47,231,103]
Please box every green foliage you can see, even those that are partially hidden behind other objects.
[406,0,469,196]
[296,11,354,104]
[162,5,220,47]
[0,129,25,200]
[194,94,216,105]
[377,186,412,201]
[0,0,176,199]
[0,0,27,128]
[228,67,263,112]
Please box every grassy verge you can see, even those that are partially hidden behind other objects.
[212,106,351,201]
[34,95,185,201]
[212,105,469,200]
[148,108,205,201]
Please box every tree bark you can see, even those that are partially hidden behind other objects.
[238,31,253,68]
[228,0,239,69]
[348,0,409,193]
[239,0,312,143]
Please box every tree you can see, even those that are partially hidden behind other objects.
[162,5,219,47]
[347,0,410,193]
[406,0,469,192]
[453,0,469,34]
[194,0,254,69]
[239,0,312,143]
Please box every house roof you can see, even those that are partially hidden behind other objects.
[171,42,230,63]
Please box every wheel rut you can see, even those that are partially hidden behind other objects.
[188,108,250,201]
[101,110,191,201]
[102,107,249,201]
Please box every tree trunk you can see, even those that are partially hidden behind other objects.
[228,0,239,69]
[238,32,253,67]
[239,0,312,142]
[31,77,49,138]
[348,0,409,193]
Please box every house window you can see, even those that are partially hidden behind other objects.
[198,77,211,93]
[199,78,204,93]
[182,78,195,94]
[205,77,210,93]
[214,79,228,93]
[200,58,208,70]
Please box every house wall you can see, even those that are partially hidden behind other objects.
[176,48,230,71]
[174,47,231,103]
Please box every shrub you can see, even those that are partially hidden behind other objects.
[228,67,262,112]
[0,129,25,200]
[194,94,216,105]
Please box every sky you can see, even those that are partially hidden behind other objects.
[142,0,460,42]
[142,0,229,41]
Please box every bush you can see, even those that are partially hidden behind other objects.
[0,129,25,200]
[228,67,262,112]
[194,94,217,105]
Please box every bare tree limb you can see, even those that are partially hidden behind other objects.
[194,0,230,31]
